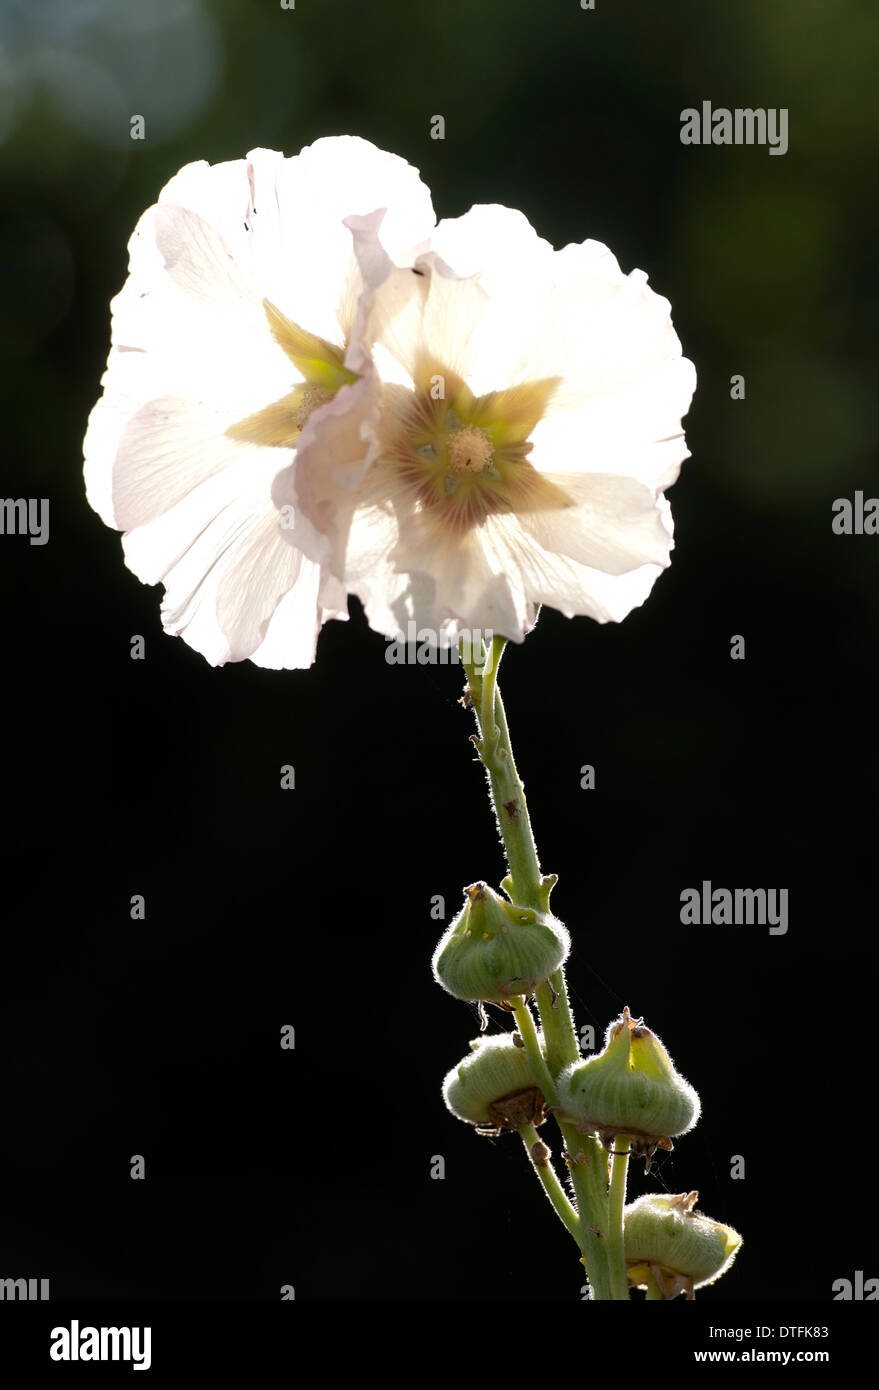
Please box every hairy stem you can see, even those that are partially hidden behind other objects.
[511,996,560,1109]
[519,1123,582,1246]
[461,636,620,1300]
[606,1134,631,1300]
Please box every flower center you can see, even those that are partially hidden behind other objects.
[291,385,335,431]
[446,425,494,474]
[379,365,569,538]
[225,300,359,450]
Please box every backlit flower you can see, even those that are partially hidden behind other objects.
[285,204,696,644]
[83,137,434,666]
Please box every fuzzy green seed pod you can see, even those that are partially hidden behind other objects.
[442,1031,550,1132]
[432,882,569,1005]
[557,1007,700,1161]
[624,1192,742,1299]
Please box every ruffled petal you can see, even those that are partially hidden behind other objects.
[84,138,436,667]
[121,448,335,668]
[514,471,674,575]
[482,506,673,625]
[324,205,694,638]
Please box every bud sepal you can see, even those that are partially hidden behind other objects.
[432,882,569,1006]
[557,1007,700,1164]
[442,1030,551,1133]
[624,1192,742,1299]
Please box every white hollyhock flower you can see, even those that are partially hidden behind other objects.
[283,204,696,644]
[83,137,434,667]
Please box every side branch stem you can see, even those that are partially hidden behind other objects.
[519,1123,582,1246]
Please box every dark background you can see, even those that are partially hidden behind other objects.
[0,0,876,1301]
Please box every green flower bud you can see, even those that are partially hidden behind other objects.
[624,1192,742,1299]
[557,1007,700,1163]
[442,1031,549,1133]
[432,882,569,1005]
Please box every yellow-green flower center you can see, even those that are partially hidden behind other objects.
[225,299,358,449]
[379,361,570,537]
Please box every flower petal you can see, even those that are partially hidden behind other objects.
[121,448,339,667]
[483,506,673,625]
[85,138,436,666]
[514,471,675,575]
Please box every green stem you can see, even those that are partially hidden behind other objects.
[645,1270,664,1300]
[606,1134,631,1301]
[468,636,548,910]
[535,973,580,1078]
[511,996,560,1109]
[558,1122,612,1300]
[461,637,618,1300]
[512,990,612,1299]
[519,1123,582,1246]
